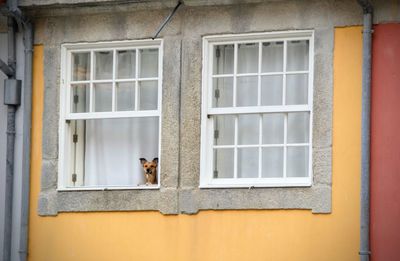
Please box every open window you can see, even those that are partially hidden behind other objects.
[59,40,163,190]
[200,31,314,188]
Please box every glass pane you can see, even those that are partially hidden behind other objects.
[214,115,235,145]
[237,43,258,74]
[70,84,90,113]
[287,146,309,177]
[117,50,136,79]
[116,82,135,111]
[237,76,258,107]
[287,40,309,71]
[262,41,283,72]
[72,52,90,81]
[94,83,112,112]
[238,147,258,178]
[238,114,259,145]
[139,81,158,110]
[213,44,234,75]
[213,148,234,178]
[212,77,233,108]
[82,117,159,186]
[262,113,284,144]
[94,51,113,80]
[261,75,283,106]
[286,74,308,105]
[262,147,283,178]
[139,49,158,78]
[287,112,310,143]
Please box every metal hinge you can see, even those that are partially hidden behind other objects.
[214,130,219,139]
[72,173,77,184]
[73,134,78,143]
[73,94,79,104]
[214,89,220,99]
[213,170,218,178]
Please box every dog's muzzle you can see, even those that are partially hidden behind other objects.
[146,169,152,174]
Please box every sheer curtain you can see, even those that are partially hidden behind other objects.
[82,49,159,187]
[213,40,310,179]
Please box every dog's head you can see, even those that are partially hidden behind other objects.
[139,158,158,175]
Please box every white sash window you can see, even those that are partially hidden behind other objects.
[200,31,314,188]
[59,40,163,190]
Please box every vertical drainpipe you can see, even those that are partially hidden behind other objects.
[357,1,373,261]
[18,16,33,261]
[3,10,17,261]
[2,0,33,260]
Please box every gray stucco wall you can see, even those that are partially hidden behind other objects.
[32,0,373,216]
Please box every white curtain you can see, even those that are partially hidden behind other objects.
[80,49,159,187]
[213,41,310,179]
[84,117,159,186]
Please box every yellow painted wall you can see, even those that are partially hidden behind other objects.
[28,27,362,261]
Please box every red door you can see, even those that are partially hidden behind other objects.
[370,23,400,261]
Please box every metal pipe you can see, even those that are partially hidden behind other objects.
[18,20,33,261]
[0,58,15,77]
[357,1,373,260]
[3,13,17,261]
[152,0,182,40]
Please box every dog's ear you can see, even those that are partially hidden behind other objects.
[152,158,159,165]
[139,158,147,165]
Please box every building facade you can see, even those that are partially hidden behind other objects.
[0,0,399,260]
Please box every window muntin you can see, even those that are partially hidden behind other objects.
[201,32,313,188]
[59,40,163,190]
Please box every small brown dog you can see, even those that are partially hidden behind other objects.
[139,158,158,185]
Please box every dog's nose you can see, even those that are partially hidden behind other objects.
[146,169,152,174]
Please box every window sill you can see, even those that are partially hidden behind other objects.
[57,184,160,191]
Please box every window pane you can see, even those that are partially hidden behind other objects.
[72,52,90,81]
[213,44,234,75]
[261,75,283,106]
[287,112,310,143]
[212,77,233,108]
[214,115,235,145]
[262,147,283,178]
[237,43,258,74]
[286,74,308,105]
[287,40,309,71]
[262,113,284,144]
[213,148,234,178]
[139,49,158,78]
[116,82,135,111]
[139,81,158,110]
[238,147,258,178]
[94,83,112,112]
[237,76,258,107]
[117,50,136,79]
[262,41,283,72]
[94,51,113,80]
[287,146,309,177]
[80,117,159,186]
[71,84,90,113]
[238,114,259,145]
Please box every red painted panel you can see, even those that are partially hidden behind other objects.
[371,23,400,261]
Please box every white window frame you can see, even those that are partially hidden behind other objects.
[58,39,163,191]
[200,31,314,188]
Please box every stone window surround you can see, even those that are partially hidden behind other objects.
[38,27,332,216]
